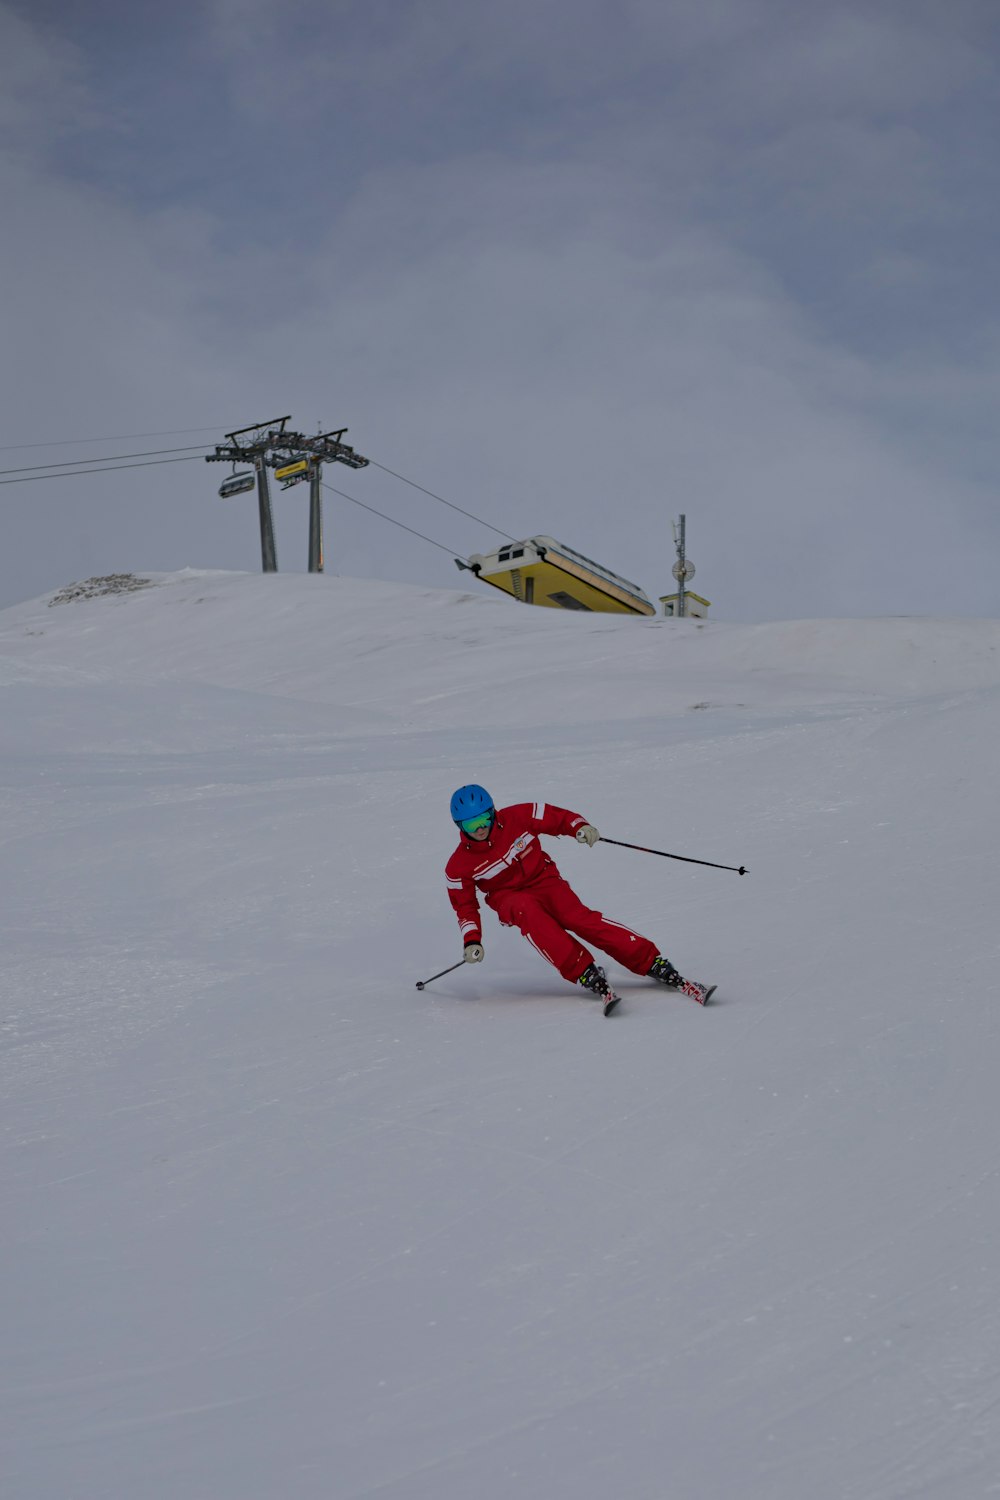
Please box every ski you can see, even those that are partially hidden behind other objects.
[679,979,715,1006]
[603,990,622,1017]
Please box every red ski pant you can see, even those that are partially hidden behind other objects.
[488,872,658,984]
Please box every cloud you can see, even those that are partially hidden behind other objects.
[0,4,92,143]
[3,0,999,620]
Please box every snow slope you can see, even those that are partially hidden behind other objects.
[2,570,999,1500]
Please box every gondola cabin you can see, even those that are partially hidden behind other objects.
[463,536,655,616]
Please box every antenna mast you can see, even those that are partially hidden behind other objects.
[671,514,695,618]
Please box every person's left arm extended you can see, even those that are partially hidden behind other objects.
[523,802,598,844]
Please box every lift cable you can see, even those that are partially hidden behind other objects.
[1,443,524,555]
[0,442,523,569]
[366,459,518,542]
[0,425,229,454]
[322,481,470,563]
[0,444,210,477]
[0,455,206,486]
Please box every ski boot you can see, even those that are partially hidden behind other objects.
[648,955,714,1006]
[578,962,621,1017]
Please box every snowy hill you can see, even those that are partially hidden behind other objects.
[2,570,999,1500]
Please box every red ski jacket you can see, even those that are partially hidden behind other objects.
[445,802,590,945]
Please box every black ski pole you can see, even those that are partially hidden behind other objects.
[415,959,468,990]
[598,836,747,876]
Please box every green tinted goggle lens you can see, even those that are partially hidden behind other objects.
[460,811,493,834]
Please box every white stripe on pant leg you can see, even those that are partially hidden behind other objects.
[526,933,558,968]
[603,919,641,939]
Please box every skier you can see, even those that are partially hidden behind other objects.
[445,784,711,1012]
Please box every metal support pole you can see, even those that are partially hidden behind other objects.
[308,459,324,573]
[678,513,686,618]
[255,455,278,572]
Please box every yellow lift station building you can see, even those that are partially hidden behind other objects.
[464,536,655,616]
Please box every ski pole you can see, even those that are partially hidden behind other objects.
[598,836,748,876]
[415,959,468,990]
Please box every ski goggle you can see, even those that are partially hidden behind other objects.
[459,810,494,835]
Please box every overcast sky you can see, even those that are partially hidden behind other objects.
[3,0,999,620]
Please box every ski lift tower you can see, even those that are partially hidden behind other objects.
[207,419,369,573]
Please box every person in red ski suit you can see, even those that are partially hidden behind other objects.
[445,784,697,1005]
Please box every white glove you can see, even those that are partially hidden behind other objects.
[575,824,599,847]
[464,942,484,963]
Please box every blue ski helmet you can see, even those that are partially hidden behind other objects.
[450,784,494,825]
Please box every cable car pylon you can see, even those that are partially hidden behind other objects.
[206,419,368,573]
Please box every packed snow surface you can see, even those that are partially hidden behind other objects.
[2,569,999,1499]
